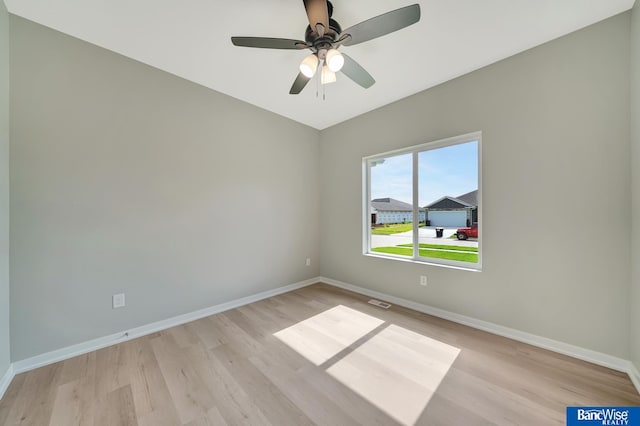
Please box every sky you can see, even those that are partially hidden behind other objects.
[370,141,478,206]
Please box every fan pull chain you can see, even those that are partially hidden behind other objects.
[316,60,321,98]
[320,60,326,101]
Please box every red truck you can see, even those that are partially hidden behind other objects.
[456,223,478,240]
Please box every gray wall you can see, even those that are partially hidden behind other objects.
[0,2,10,375]
[320,13,631,358]
[10,16,321,361]
[631,0,640,371]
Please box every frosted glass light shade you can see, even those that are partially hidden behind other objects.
[299,54,319,78]
[326,49,344,72]
[321,64,336,84]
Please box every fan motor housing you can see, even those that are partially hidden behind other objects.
[304,18,342,44]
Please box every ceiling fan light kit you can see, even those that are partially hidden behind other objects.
[321,65,337,84]
[325,48,344,72]
[231,0,420,95]
[300,54,319,78]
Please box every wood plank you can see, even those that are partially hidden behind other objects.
[55,352,95,387]
[49,377,95,426]
[210,344,314,426]
[149,332,216,425]
[94,385,138,426]
[126,338,181,423]
[183,342,273,425]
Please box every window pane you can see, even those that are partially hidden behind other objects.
[418,141,479,264]
[364,133,481,270]
[369,153,415,258]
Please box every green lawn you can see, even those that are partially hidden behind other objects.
[371,223,415,235]
[372,246,478,263]
[397,243,478,252]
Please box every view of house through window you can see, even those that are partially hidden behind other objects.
[365,133,481,269]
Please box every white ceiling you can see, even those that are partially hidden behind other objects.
[4,0,635,129]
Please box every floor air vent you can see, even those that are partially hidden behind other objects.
[368,299,392,309]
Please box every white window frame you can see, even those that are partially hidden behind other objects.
[362,131,482,271]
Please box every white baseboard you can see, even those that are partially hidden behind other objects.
[12,277,318,375]
[629,363,640,396]
[0,363,15,400]
[320,276,638,389]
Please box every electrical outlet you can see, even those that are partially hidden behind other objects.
[112,293,126,309]
[420,276,427,286]
[306,258,311,266]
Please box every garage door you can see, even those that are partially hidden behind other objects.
[428,211,467,227]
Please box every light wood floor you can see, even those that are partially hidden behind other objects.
[0,283,638,425]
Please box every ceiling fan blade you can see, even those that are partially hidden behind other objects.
[303,0,329,33]
[289,72,311,94]
[340,53,375,89]
[231,37,308,50]
[341,4,420,47]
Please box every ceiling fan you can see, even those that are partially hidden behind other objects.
[231,0,421,94]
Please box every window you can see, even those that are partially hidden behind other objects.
[363,132,481,270]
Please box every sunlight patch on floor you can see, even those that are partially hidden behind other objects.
[273,305,384,365]
[274,305,460,425]
[327,324,460,425]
